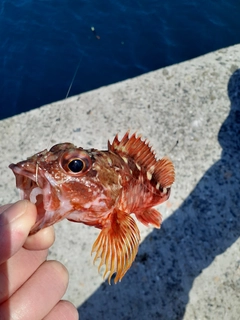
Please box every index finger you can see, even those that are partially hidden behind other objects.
[0,200,37,264]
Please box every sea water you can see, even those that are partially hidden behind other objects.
[0,0,240,119]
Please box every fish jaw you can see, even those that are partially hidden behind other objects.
[9,160,64,233]
[9,160,44,203]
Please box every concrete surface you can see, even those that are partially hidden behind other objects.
[0,44,240,320]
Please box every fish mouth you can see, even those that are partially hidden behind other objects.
[9,162,46,223]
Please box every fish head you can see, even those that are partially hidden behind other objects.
[9,143,119,232]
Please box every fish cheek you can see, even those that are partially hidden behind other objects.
[62,181,95,209]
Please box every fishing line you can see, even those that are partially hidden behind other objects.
[168,140,178,153]
[47,56,82,149]
[65,60,81,99]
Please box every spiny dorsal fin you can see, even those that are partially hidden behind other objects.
[108,131,157,171]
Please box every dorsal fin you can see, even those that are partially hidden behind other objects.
[153,157,175,188]
[109,132,175,192]
[108,131,157,171]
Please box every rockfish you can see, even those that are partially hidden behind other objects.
[9,132,175,283]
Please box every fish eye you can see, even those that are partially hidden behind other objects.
[68,159,84,173]
[60,149,91,175]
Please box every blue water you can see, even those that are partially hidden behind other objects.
[0,0,240,120]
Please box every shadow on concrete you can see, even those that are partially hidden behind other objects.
[78,69,240,320]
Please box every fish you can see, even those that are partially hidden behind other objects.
[9,132,175,283]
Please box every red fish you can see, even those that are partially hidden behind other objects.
[9,132,175,283]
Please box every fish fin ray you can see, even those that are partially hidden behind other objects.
[109,132,156,171]
[135,208,162,228]
[91,209,140,284]
[109,132,175,191]
[153,157,175,188]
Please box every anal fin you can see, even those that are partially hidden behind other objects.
[135,208,162,229]
[91,210,140,284]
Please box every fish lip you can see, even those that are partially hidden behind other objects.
[9,162,45,188]
[9,163,36,182]
[9,162,46,209]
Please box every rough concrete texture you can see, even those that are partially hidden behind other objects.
[0,44,240,320]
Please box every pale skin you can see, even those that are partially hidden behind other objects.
[0,200,79,320]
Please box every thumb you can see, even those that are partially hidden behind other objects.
[0,200,37,264]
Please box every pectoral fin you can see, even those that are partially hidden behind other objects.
[91,210,140,284]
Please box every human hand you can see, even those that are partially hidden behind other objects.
[0,200,79,320]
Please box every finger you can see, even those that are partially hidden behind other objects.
[24,226,55,250]
[0,261,69,320]
[0,204,12,214]
[0,200,37,264]
[43,300,79,320]
[0,247,48,304]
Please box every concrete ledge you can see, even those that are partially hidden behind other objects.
[1,44,240,319]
